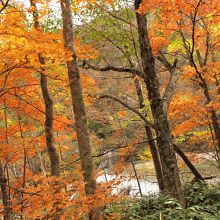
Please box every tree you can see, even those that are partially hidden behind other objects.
[59,0,102,218]
[78,0,203,192]
[0,0,218,218]
[138,0,220,166]
[134,0,185,204]
[29,0,60,177]
[0,162,12,220]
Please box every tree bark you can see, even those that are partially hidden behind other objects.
[162,69,179,112]
[173,144,203,181]
[134,0,185,205]
[196,74,220,153]
[0,162,12,220]
[40,72,60,176]
[133,76,165,190]
[144,126,165,190]
[157,52,179,112]
[60,0,102,219]
[30,0,60,177]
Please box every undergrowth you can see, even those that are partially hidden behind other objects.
[104,182,220,219]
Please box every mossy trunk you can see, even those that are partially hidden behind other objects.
[135,0,185,205]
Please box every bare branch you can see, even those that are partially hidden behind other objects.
[99,94,155,129]
[101,7,137,29]
[81,60,143,77]
[0,0,9,14]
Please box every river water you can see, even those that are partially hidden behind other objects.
[96,173,159,196]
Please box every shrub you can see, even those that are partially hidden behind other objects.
[104,182,220,219]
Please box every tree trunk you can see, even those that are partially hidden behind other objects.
[185,41,220,164]
[30,0,60,177]
[144,126,165,190]
[134,0,185,205]
[173,144,203,181]
[0,162,12,220]
[131,160,143,196]
[162,69,179,112]
[60,0,102,219]
[40,72,60,176]
[210,109,220,154]
[134,76,165,190]
[199,80,220,153]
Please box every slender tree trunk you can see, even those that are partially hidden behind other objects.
[1,103,12,220]
[0,162,12,220]
[162,69,179,112]
[60,0,102,219]
[134,76,144,107]
[30,2,61,218]
[200,80,220,153]
[40,72,60,176]
[18,113,26,219]
[187,43,220,163]
[211,52,220,95]
[134,0,185,205]
[134,76,165,190]
[210,110,220,152]
[144,126,165,189]
[30,0,60,177]
[173,144,203,181]
[134,76,203,186]
[131,160,143,196]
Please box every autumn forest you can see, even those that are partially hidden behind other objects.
[0,0,219,219]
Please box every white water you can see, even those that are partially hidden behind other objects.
[96,174,159,196]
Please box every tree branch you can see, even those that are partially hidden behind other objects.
[0,0,9,13]
[81,60,144,77]
[157,51,179,111]
[101,7,137,29]
[99,94,155,129]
